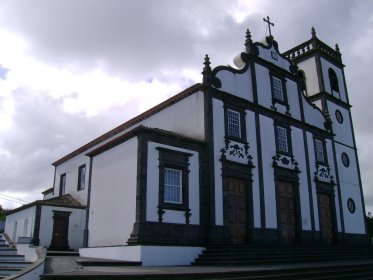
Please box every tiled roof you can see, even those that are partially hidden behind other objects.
[41,187,53,195]
[7,194,86,215]
[52,83,203,166]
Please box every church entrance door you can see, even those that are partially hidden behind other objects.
[318,193,335,244]
[50,211,70,250]
[226,177,248,244]
[277,181,298,243]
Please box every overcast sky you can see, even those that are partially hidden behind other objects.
[0,0,373,213]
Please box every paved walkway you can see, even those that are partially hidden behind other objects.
[44,257,373,277]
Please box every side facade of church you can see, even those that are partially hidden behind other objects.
[5,28,367,266]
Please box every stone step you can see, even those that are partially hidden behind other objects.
[0,261,33,268]
[0,255,25,261]
[0,267,23,276]
[47,251,80,257]
[0,249,19,255]
[76,257,142,267]
[39,262,373,279]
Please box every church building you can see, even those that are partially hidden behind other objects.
[5,25,367,266]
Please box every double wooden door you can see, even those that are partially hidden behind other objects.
[226,177,248,244]
[50,211,70,250]
[277,182,298,243]
[318,193,335,243]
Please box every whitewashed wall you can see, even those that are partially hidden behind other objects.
[54,153,90,205]
[327,101,354,147]
[215,66,254,101]
[335,143,365,234]
[257,44,291,71]
[5,207,35,242]
[255,64,272,109]
[297,57,319,96]
[146,142,200,224]
[39,206,85,250]
[88,137,138,247]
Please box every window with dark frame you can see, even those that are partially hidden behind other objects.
[276,126,289,153]
[77,165,86,191]
[314,139,325,163]
[272,76,284,102]
[157,147,192,211]
[164,168,182,204]
[59,173,66,196]
[227,109,241,139]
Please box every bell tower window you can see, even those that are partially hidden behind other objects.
[328,68,340,97]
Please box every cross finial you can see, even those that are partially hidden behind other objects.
[263,16,274,36]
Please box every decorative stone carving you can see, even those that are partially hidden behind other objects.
[220,140,254,166]
[272,153,299,171]
[314,163,334,183]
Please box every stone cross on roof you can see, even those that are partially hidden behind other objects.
[263,16,274,36]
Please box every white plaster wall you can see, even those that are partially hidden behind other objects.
[43,192,54,200]
[327,101,354,147]
[54,153,90,205]
[302,98,326,130]
[291,127,311,230]
[140,91,205,140]
[215,67,254,101]
[5,207,35,242]
[286,79,301,120]
[212,98,225,225]
[257,45,291,71]
[80,245,205,266]
[255,64,272,109]
[88,138,138,247]
[321,58,347,102]
[335,143,365,234]
[298,57,319,96]
[39,206,85,250]
[146,142,200,225]
[259,115,277,229]
[246,110,261,228]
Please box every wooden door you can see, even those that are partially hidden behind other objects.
[318,193,335,244]
[277,182,297,243]
[226,177,248,244]
[50,211,70,250]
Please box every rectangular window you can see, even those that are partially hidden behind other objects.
[272,77,284,102]
[164,168,182,204]
[59,173,66,196]
[276,126,288,153]
[77,165,86,191]
[315,139,324,163]
[227,109,241,138]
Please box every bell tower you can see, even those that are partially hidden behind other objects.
[284,28,367,242]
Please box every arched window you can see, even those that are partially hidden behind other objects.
[328,68,339,93]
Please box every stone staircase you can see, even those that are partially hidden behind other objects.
[192,244,373,266]
[0,234,33,279]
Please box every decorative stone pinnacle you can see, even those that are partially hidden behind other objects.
[335,43,340,53]
[311,27,316,38]
[245,29,253,53]
[203,54,211,72]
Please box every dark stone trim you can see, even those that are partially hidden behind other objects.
[210,88,332,139]
[203,86,217,241]
[250,60,266,230]
[49,210,71,251]
[273,121,294,157]
[128,222,204,246]
[83,157,93,247]
[309,91,351,109]
[77,164,86,191]
[128,129,206,245]
[333,140,356,150]
[32,204,42,246]
[223,104,247,142]
[331,137,345,237]
[157,147,192,221]
[59,173,66,196]
[221,160,254,244]
[52,167,56,196]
